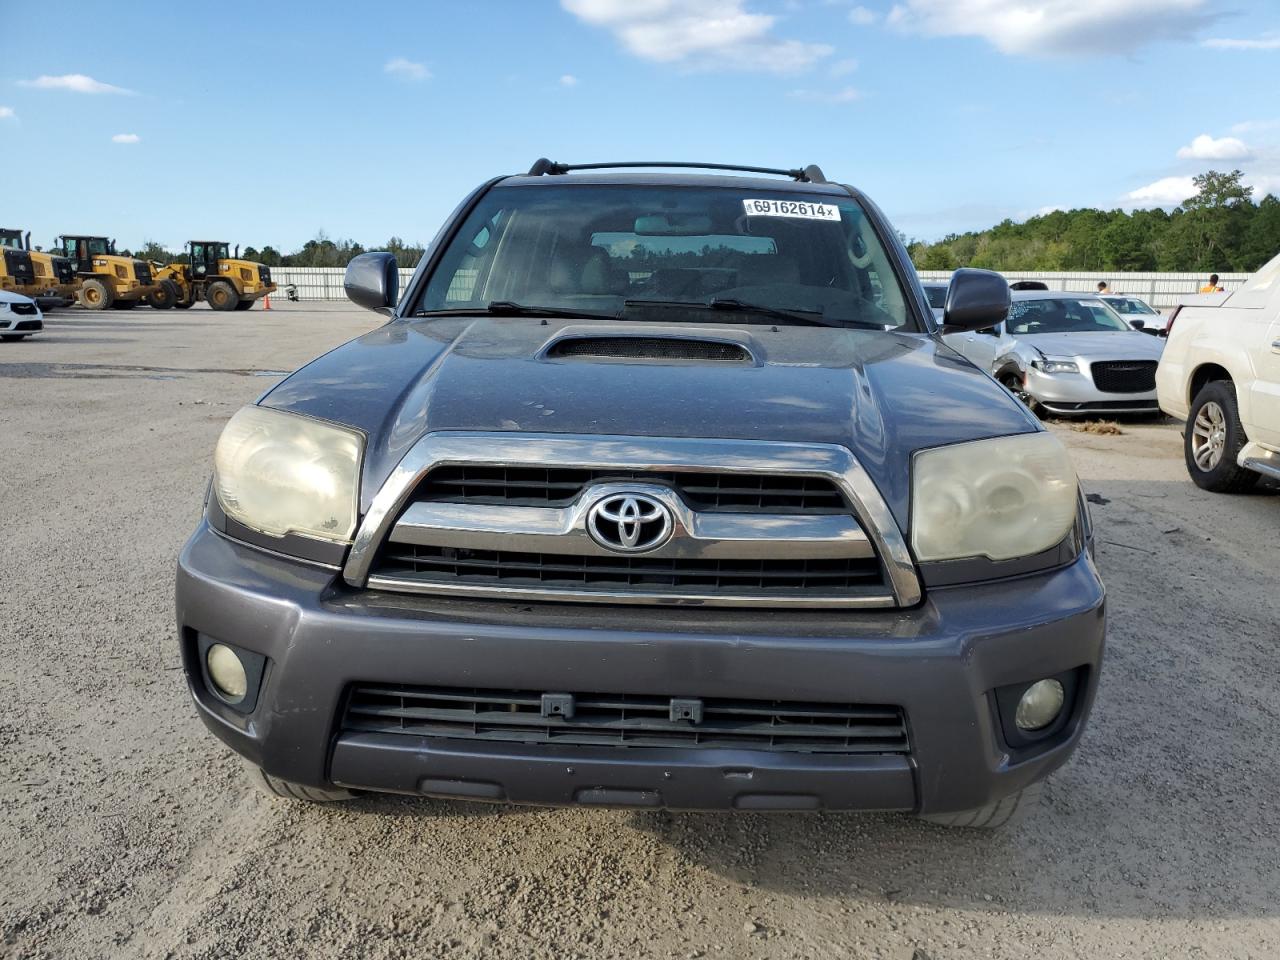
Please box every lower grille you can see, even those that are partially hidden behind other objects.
[343,684,910,755]
[416,466,848,513]
[134,262,152,285]
[374,544,884,594]
[1090,360,1157,393]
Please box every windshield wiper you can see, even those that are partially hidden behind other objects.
[625,298,882,330]
[415,301,621,323]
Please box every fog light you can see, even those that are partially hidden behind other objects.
[206,643,248,702]
[1015,679,1065,731]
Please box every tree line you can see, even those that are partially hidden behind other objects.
[111,232,428,269]
[906,170,1279,274]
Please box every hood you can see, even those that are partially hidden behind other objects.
[0,288,36,306]
[262,317,1038,526]
[1018,330,1165,361]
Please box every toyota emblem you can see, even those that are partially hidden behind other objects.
[587,493,673,553]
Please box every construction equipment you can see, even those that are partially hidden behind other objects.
[1,229,79,306]
[0,228,37,294]
[148,241,275,311]
[56,235,156,310]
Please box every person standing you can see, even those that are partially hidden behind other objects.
[1200,273,1225,293]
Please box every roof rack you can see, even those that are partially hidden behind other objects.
[526,159,828,184]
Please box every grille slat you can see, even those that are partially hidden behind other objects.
[416,466,847,513]
[343,685,910,755]
[375,544,883,593]
[1090,360,1157,393]
[547,336,752,363]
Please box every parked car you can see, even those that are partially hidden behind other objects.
[921,281,947,321]
[0,288,43,341]
[177,159,1105,828]
[1156,251,1280,491]
[1100,294,1169,336]
[944,291,1165,416]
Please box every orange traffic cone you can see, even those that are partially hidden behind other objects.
[264,293,271,311]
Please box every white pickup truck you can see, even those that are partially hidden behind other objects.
[1156,252,1280,491]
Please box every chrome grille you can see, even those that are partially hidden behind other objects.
[417,466,848,514]
[343,684,910,755]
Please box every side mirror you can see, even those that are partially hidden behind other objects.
[941,268,1010,334]
[344,252,399,316]
[1130,319,1146,330]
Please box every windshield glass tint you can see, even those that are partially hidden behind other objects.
[419,184,914,329]
[1103,297,1156,315]
[1008,298,1130,334]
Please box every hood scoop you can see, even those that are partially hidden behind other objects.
[544,335,754,364]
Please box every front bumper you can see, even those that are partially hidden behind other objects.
[1026,367,1159,415]
[176,522,1106,814]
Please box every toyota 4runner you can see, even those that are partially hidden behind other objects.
[176,160,1105,827]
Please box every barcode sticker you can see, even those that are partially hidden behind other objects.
[743,199,841,221]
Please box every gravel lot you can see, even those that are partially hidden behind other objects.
[2,303,1278,960]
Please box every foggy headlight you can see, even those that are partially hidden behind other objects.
[1031,359,1078,375]
[213,405,363,542]
[911,433,1078,562]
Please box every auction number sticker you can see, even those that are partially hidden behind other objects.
[743,199,841,221]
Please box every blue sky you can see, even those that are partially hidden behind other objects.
[2,0,1277,253]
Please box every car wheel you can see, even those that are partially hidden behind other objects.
[999,372,1042,417]
[1185,381,1258,493]
[246,763,356,803]
[1,334,29,342]
[920,780,1043,829]
[206,280,239,312]
[78,277,114,310]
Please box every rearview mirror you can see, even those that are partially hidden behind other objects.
[941,268,1010,334]
[344,252,399,316]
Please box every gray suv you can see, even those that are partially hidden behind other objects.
[176,160,1104,827]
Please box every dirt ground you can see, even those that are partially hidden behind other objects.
[2,303,1277,960]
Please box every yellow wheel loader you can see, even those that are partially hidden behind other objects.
[1,229,79,306]
[56,235,157,310]
[147,241,275,311]
[0,228,38,294]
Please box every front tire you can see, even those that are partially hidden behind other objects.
[145,279,180,309]
[1185,381,1258,493]
[233,298,254,311]
[78,277,114,310]
[246,764,355,803]
[921,781,1044,829]
[1,334,29,342]
[999,371,1042,417]
[206,280,238,312]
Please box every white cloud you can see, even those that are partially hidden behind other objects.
[1204,33,1280,50]
[0,106,14,119]
[383,57,430,81]
[561,0,832,72]
[560,74,580,86]
[1176,133,1252,161]
[848,5,877,24]
[19,73,135,95]
[1230,118,1280,135]
[829,57,859,76]
[788,86,863,103]
[887,0,1217,56]
[1246,173,1280,197]
[111,133,140,144]
[1124,175,1197,207]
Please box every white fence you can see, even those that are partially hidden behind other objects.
[917,271,1248,309]
[270,266,1249,310]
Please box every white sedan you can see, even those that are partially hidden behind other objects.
[0,288,43,341]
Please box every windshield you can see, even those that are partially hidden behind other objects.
[417,184,915,330]
[1103,296,1156,315]
[0,231,21,249]
[1007,298,1131,334]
